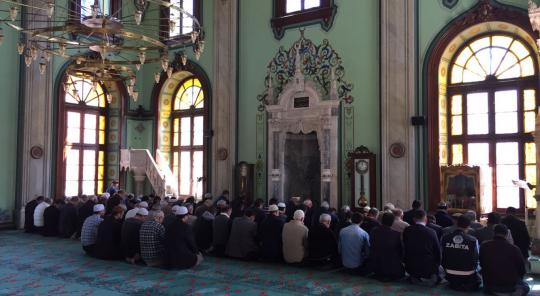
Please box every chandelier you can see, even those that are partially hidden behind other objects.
[0,0,205,101]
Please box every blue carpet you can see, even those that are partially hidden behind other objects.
[0,230,538,295]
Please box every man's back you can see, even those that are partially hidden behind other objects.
[140,220,165,261]
[282,220,308,263]
[165,219,198,269]
[403,209,418,225]
[403,223,441,278]
[435,210,453,228]
[480,237,525,292]
[369,225,404,279]
[212,214,231,246]
[226,217,258,258]
[339,224,369,269]
[59,203,78,238]
[502,215,530,258]
[121,218,143,257]
[259,215,285,261]
[308,223,337,259]
[441,229,479,274]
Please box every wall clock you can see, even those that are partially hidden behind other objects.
[346,146,376,209]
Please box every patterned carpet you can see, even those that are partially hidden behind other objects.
[0,230,538,296]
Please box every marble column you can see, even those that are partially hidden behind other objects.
[17,0,54,228]
[211,0,237,196]
[380,0,416,209]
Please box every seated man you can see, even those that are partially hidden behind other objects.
[33,198,51,233]
[282,209,309,264]
[471,212,513,244]
[480,224,529,296]
[58,196,79,239]
[165,206,203,269]
[339,212,370,273]
[369,212,404,281]
[435,202,453,228]
[94,205,125,260]
[441,215,481,291]
[78,195,97,238]
[226,208,259,260]
[403,210,441,286]
[259,204,285,262]
[80,204,106,256]
[361,208,381,234]
[308,213,338,266]
[390,208,409,233]
[193,210,214,253]
[212,205,232,257]
[403,200,421,225]
[502,207,531,261]
[24,196,44,233]
[42,199,62,237]
[140,210,166,267]
[125,201,149,219]
[122,208,148,264]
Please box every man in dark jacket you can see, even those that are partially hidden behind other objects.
[502,207,530,259]
[212,205,232,257]
[121,208,147,263]
[58,196,79,238]
[471,212,514,244]
[441,215,481,291]
[252,198,267,226]
[403,210,441,286]
[193,210,214,253]
[94,206,125,260]
[361,208,381,234]
[369,212,404,281]
[164,206,202,269]
[78,196,97,237]
[24,196,43,233]
[427,214,443,241]
[308,213,338,266]
[226,208,259,260]
[403,200,421,225]
[42,199,63,237]
[258,204,285,262]
[480,224,529,296]
[434,202,453,228]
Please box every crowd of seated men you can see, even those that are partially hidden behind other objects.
[24,189,532,295]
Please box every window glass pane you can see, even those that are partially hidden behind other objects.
[97,180,104,194]
[451,95,462,115]
[497,186,519,209]
[67,112,81,144]
[510,40,529,60]
[497,164,519,186]
[451,65,463,84]
[83,165,95,181]
[490,47,507,75]
[455,47,473,67]
[495,90,517,112]
[495,90,518,134]
[467,92,488,114]
[526,164,537,208]
[169,0,181,37]
[468,143,489,165]
[193,116,204,145]
[98,165,104,180]
[452,144,463,165]
[495,52,519,77]
[180,117,191,146]
[83,114,97,144]
[492,35,513,48]
[525,111,536,133]
[66,149,79,165]
[173,152,179,176]
[83,149,96,165]
[286,0,302,13]
[304,0,320,9]
[179,151,191,195]
[451,115,462,135]
[463,69,484,83]
[524,89,536,111]
[495,112,518,134]
[82,181,95,195]
[65,181,78,197]
[469,37,490,52]
[182,0,194,34]
[521,56,535,77]
[465,57,486,77]
[498,63,521,79]
[474,48,491,75]
[526,143,536,164]
[98,151,105,165]
[467,114,489,135]
[496,142,519,164]
[192,151,203,197]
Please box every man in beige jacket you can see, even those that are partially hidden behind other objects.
[282,209,309,264]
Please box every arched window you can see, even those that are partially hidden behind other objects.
[446,33,538,211]
[171,77,207,197]
[58,75,108,197]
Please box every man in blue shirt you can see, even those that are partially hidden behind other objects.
[339,212,370,273]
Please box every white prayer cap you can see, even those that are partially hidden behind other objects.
[93,204,105,213]
[277,202,286,208]
[383,203,395,211]
[204,193,212,199]
[137,208,149,216]
[173,206,188,215]
[293,209,305,220]
[138,201,149,208]
[101,192,110,199]
[321,201,330,209]
[268,204,279,212]
[342,205,351,212]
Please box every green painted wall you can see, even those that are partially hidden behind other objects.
[0,2,20,223]
[237,0,380,203]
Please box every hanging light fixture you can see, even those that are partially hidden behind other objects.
[191,31,198,43]
[58,43,66,56]
[169,20,176,33]
[24,49,32,67]
[131,90,139,102]
[161,54,169,72]
[39,59,46,75]
[106,93,113,104]
[17,42,24,55]
[47,2,55,19]
[134,11,142,26]
[154,72,161,83]
[9,6,18,22]
[0,28,4,47]
[166,66,173,78]
[138,50,146,64]
[181,52,187,66]
[135,63,141,71]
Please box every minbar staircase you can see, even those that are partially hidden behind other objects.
[120,149,178,197]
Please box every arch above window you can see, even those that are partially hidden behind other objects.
[174,77,205,110]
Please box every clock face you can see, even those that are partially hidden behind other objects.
[355,160,369,174]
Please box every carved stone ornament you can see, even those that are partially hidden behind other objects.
[217,148,228,160]
[30,145,43,159]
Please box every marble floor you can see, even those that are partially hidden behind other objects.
[0,230,539,295]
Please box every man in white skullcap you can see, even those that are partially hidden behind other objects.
[277,202,287,222]
[81,204,105,256]
[282,209,309,264]
[125,201,149,219]
[122,207,148,263]
[259,204,285,262]
[164,206,203,269]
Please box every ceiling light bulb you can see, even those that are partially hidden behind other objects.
[106,93,112,104]
[135,63,141,71]
[161,56,168,72]
[181,52,187,66]
[191,31,198,43]
[129,77,136,86]
[154,72,161,83]
[76,57,83,64]
[127,84,133,95]
[10,6,18,22]
[58,43,66,56]
[17,42,24,55]
[198,40,205,54]
[44,51,52,62]
[39,61,46,75]
[24,51,32,67]
[195,51,201,61]
[134,11,142,25]
[30,45,38,60]
[132,90,139,102]
[169,20,176,33]
[47,2,55,19]
[138,51,146,64]
[167,66,173,78]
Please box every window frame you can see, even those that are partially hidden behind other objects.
[445,32,539,212]
[160,0,202,45]
[271,0,337,40]
[56,75,109,198]
[69,0,122,22]
[170,76,209,198]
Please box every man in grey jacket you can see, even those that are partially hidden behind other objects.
[282,209,309,264]
[226,208,259,260]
